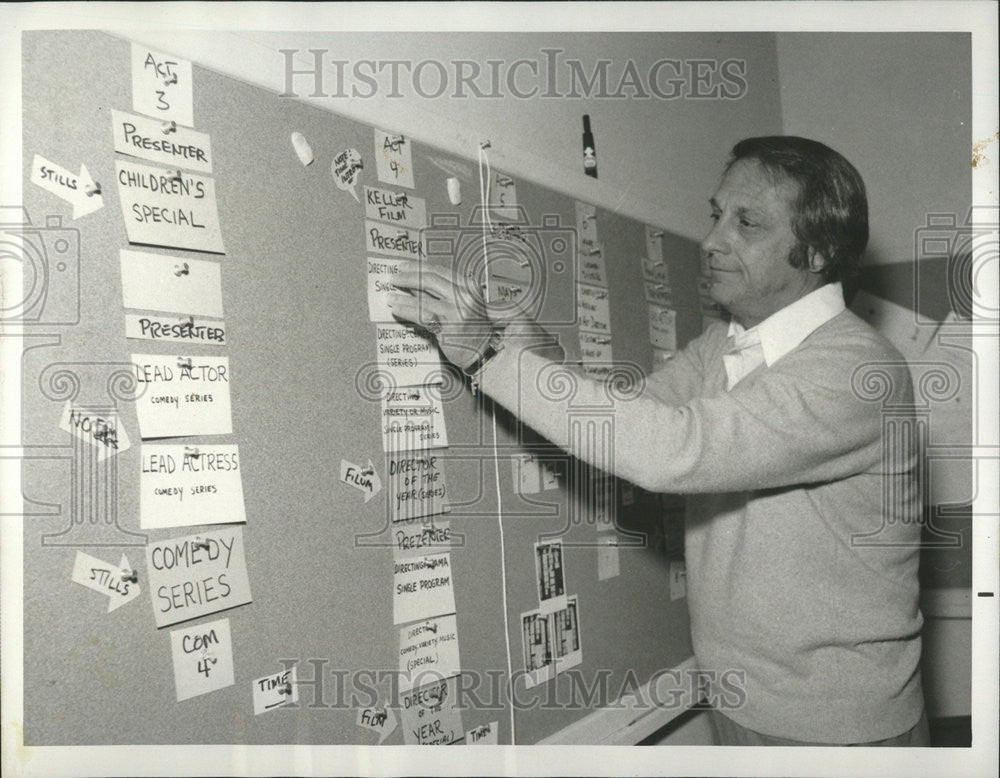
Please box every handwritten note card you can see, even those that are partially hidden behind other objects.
[364,186,426,229]
[252,666,298,715]
[367,257,402,322]
[365,219,423,261]
[116,160,224,254]
[644,279,672,308]
[387,450,448,523]
[374,130,414,189]
[392,519,455,560]
[398,613,461,692]
[381,385,448,452]
[597,535,620,581]
[577,283,611,334]
[147,526,252,627]
[579,332,613,370]
[641,255,670,287]
[140,443,246,529]
[645,226,664,266]
[169,618,235,701]
[465,721,499,745]
[59,403,130,460]
[512,454,542,495]
[112,110,212,173]
[648,305,677,351]
[399,676,463,745]
[393,552,455,625]
[125,314,226,346]
[131,43,193,126]
[580,246,607,287]
[132,353,232,438]
[489,171,518,211]
[120,249,224,317]
[376,324,443,389]
[575,201,598,247]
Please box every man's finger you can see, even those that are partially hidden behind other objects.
[387,292,448,328]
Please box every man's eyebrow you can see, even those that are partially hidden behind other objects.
[736,205,764,220]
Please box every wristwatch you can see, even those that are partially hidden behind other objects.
[463,325,507,393]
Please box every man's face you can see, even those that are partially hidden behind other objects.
[701,158,822,328]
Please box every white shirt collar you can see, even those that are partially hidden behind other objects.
[727,282,845,367]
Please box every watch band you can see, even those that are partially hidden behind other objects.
[463,325,506,393]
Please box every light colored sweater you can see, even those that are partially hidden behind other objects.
[479,309,924,743]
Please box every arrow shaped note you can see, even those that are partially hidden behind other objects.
[340,458,382,503]
[356,705,397,744]
[71,551,142,612]
[31,154,105,219]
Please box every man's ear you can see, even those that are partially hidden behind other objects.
[807,247,828,274]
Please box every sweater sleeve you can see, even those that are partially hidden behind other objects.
[477,326,908,494]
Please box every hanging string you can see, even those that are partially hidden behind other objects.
[477,139,516,744]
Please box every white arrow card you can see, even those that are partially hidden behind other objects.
[31,154,104,219]
[71,551,142,612]
[340,459,382,503]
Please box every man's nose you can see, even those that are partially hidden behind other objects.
[701,219,728,257]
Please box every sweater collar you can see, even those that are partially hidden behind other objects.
[727,282,845,367]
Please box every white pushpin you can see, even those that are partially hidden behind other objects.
[446,177,461,206]
[291,132,314,166]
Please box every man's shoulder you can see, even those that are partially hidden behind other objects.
[809,308,908,363]
[788,309,914,401]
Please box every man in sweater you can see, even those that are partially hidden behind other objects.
[388,136,928,746]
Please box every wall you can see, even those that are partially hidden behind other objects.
[120,31,785,242]
[775,32,972,269]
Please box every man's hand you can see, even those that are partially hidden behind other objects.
[388,260,495,370]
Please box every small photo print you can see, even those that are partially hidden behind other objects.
[522,610,552,672]
[552,596,583,674]
[534,540,566,611]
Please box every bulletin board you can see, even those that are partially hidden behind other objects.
[18,30,701,746]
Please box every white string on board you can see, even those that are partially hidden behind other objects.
[477,139,516,744]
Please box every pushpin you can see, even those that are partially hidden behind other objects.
[168,169,183,183]
[161,120,177,134]
[193,537,210,551]
[178,357,193,371]
[479,140,491,150]
[279,682,293,696]
[581,213,594,224]
[588,246,602,255]
[174,262,189,276]
[650,230,664,238]
[290,132,314,166]
[446,177,461,205]
[164,72,178,86]
[84,182,101,197]
[121,569,138,583]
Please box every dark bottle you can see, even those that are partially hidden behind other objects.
[582,115,597,178]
